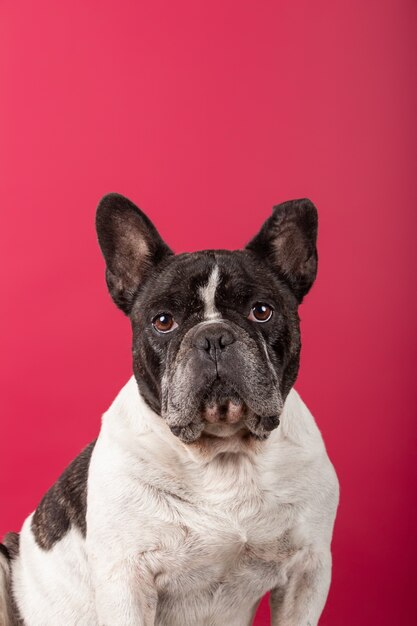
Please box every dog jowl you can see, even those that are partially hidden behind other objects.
[96,193,318,446]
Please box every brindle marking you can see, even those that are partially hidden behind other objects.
[31,441,96,550]
[1,533,23,625]
[3,533,19,561]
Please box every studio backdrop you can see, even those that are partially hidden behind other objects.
[1,1,416,624]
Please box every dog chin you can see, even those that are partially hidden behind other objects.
[202,421,247,438]
[183,424,266,460]
[168,403,277,461]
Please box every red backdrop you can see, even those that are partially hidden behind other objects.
[1,1,416,624]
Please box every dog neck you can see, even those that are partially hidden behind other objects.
[100,376,324,466]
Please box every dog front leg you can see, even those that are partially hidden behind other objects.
[270,549,332,626]
[92,557,157,626]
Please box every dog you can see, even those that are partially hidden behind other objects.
[0,194,339,626]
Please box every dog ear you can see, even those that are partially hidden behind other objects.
[96,193,173,314]
[246,198,318,303]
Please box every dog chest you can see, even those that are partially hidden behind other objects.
[137,454,303,602]
[86,404,330,624]
[152,514,300,597]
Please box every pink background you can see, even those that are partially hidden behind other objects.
[1,1,416,624]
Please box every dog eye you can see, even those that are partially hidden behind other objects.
[152,313,178,333]
[248,303,273,323]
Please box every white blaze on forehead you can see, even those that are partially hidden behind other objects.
[199,265,221,320]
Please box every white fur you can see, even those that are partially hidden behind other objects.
[12,519,95,625]
[10,378,338,625]
[199,266,221,320]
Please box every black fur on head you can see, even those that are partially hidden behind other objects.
[96,194,318,445]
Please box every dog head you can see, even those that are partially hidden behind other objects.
[96,194,317,448]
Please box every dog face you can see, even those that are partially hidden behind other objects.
[96,194,318,445]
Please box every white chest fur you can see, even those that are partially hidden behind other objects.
[146,459,304,625]
[84,377,338,626]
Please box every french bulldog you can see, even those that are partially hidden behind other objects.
[0,194,339,626]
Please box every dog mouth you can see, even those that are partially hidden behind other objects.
[202,400,250,440]
[200,383,253,436]
[167,378,282,445]
[202,396,247,425]
[168,386,281,445]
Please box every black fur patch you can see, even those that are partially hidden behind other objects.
[3,532,19,560]
[0,542,10,560]
[31,441,96,550]
[1,533,23,625]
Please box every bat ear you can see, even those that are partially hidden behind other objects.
[246,198,318,303]
[96,193,173,314]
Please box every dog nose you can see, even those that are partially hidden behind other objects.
[193,323,236,361]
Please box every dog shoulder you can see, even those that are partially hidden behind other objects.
[30,441,96,551]
[265,389,339,540]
